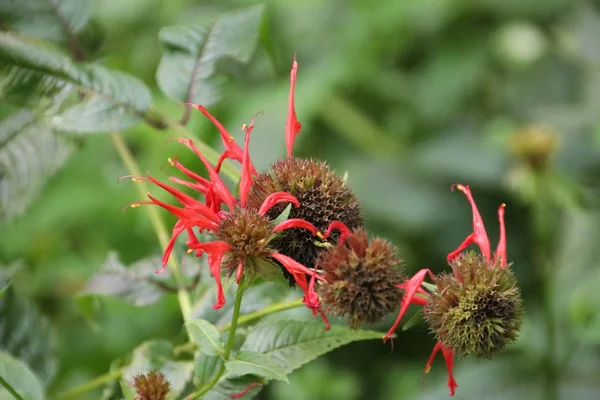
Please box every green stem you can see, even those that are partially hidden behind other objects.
[111,132,193,329]
[53,369,123,400]
[185,288,245,400]
[0,375,24,400]
[219,297,304,332]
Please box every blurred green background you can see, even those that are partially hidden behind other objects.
[2,0,600,399]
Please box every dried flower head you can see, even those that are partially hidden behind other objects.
[424,252,523,358]
[248,157,363,283]
[318,227,404,328]
[132,372,170,400]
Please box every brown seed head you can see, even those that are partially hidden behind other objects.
[132,372,170,400]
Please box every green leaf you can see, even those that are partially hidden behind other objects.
[0,32,152,132]
[0,110,73,222]
[193,353,223,387]
[272,203,293,226]
[240,320,385,374]
[0,0,92,44]
[0,351,45,400]
[0,283,9,298]
[156,4,264,106]
[402,309,424,331]
[0,276,57,388]
[187,319,224,357]
[203,376,264,400]
[121,340,193,399]
[225,351,288,383]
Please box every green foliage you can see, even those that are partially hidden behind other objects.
[156,4,265,107]
[225,351,288,383]
[0,351,45,400]
[0,276,56,388]
[240,320,386,373]
[187,320,224,357]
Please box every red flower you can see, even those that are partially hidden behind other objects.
[383,184,508,396]
[128,121,329,328]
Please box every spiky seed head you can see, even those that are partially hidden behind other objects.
[215,207,274,274]
[132,372,170,400]
[317,229,404,328]
[247,157,364,283]
[424,252,523,358]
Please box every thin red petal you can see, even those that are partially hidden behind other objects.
[384,269,435,341]
[324,221,352,244]
[177,139,236,210]
[273,218,318,236]
[451,184,492,262]
[168,156,211,192]
[147,194,219,231]
[425,341,443,373]
[258,192,300,215]
[190,241,230,309]
[285,56,302,158]
[495,203,507,268]
[441,344,458,396]
[230,382,263,399]
[236,261,244,283]
[446,233,476,263]
[159,221,186,273]
[239,122,253,207]
[270,252,327,282]
[188,104,244,163]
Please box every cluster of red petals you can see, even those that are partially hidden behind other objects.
[126,57,331,328]
[383,184,508,396]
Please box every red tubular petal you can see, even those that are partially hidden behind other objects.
[270,252,327,282]
[425,341,443,373]
[191,241,230,309]
[235,262,244,283]
[147,194,219,231]
[230,382,263,399]
[495,203,507,268]
[258,192,300,215]
[188,104,244,163]
[441,344,458,396]
[239,123,253,207]
[446,233,476,263]
[285,56,302,158]
[273,218,318,236]
[176,139,236,210]
[159,221,186,273]
[168,156,211,192]
[451,184,492,262]
[324,221,352,244]
[384,269,435,341]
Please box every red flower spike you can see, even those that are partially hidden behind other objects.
[495,203,507,268]
[384,269,435,341]
[273,218,319,236]
[146,194,219,231]
[239,122,254,208]
[448,184,491,263]
[258,192,300,216]
[176,139,237,211]
[285,56,302,158]
[324,221,352,244]
[270,252,327,282]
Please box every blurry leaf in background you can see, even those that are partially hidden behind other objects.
[0,0,92,50]
[0,351,45,400]
[0,274,57,388]
[0,110,73,222]
[80,252,201,307]
[0,32,152,132]
[156,4,265,109]
[241,320,385,374]
[121,340,193,399]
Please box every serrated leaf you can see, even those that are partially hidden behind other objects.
[187,320,224,357]
[0,110,73,222]
[225,351,288,383]
[0,0,92,44]
[0,351,45,400]
[193,353,223,387]
[402,309,424,331]
[203,376,264,400]
[0,32,151,132]
[121,340,193,399]
[240,320,384,374]
[0,276,57,388]
[156,4,264,107]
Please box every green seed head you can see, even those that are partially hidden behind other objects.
[424,252,523,358]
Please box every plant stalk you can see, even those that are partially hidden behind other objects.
[53,369,123,400]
